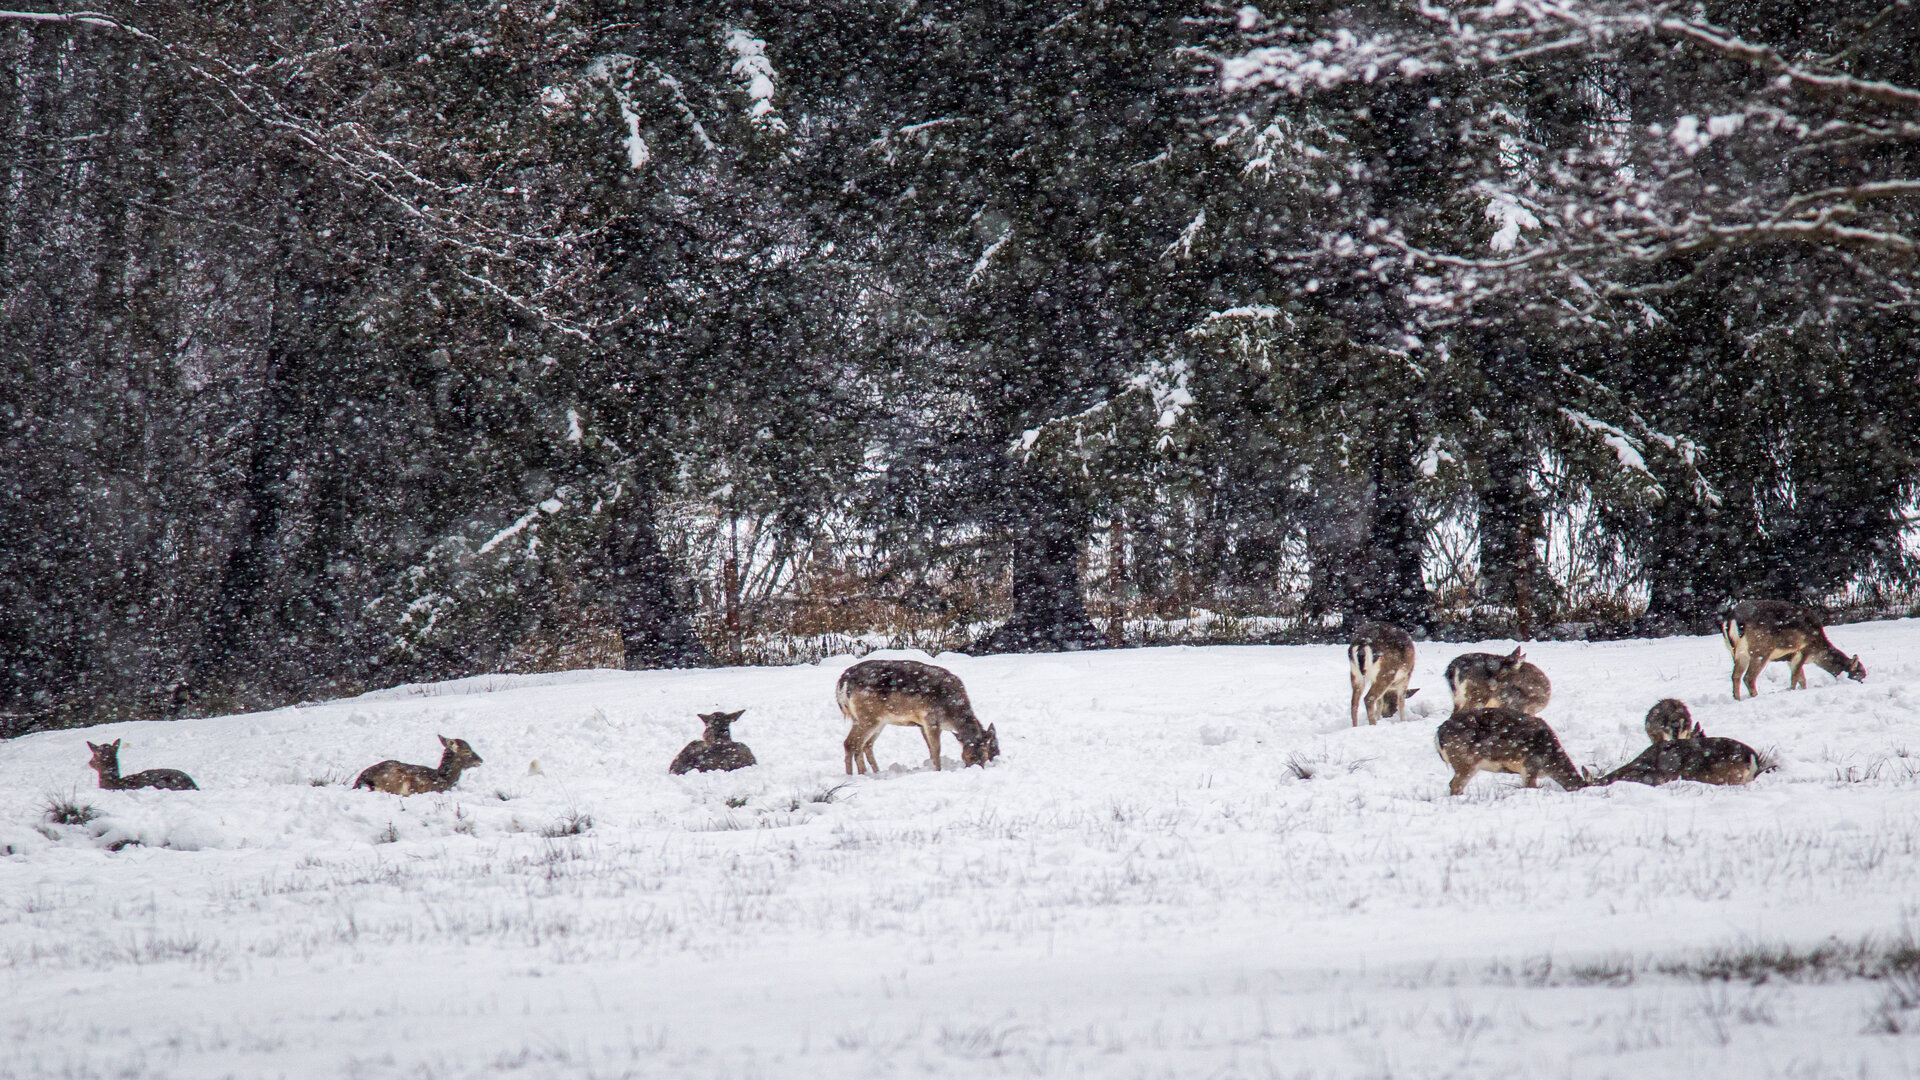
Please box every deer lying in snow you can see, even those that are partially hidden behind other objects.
[1598,699,1763,787]
[1722,599,1864,700]
[1436,707,1587,795]
[669,710,757,774]
[1445,647,1551,715]
[87,739,197,791]
[353,735,483,795]
[1348,622,1417,726]
[838,659,998,774]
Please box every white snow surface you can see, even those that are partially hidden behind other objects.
[6,624,1920,1078]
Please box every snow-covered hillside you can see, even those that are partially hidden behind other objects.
[5,624,1920,1078]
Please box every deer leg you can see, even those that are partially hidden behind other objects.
[919,721,944,771]
[1744,656,1765,698]
[1789,653,1808,690]
[1449,765,1472,796]
[1350,681,1363,727]
[843,721,867,775]
[860,726,884,774]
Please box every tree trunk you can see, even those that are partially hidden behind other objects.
[1349,419,1431,629]
[977,476,1103,653]
[1475,423,1554,629]
[1303,464,1371,623]
[604,482,712,669]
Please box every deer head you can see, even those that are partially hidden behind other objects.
[86,739,121,770]
[437,735,484,769]
[700,709,746,741]
[961,724,1000,768]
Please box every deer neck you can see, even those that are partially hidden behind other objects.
[1806,637,1852,676]
[1545,747,1588,790]
[92,759,126,788]
[942,707,988,748]
[435,751,468,783]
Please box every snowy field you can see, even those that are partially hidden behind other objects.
[5,623,1920,1079]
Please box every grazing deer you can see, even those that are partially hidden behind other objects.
[1435,707,1587,795]
[1348,622,1418,726]
[352,735,483,795]
[1599,699,1762,786]
[86,739,197,791]
[1445,647,1551,714]
[669,710,757,774]
[1722,599,1865,700]
[838,659,999,774]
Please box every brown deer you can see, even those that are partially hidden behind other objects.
[353,735,483,795]
[1445,647,1551,714]
[1348,622,1418,726]
[1599,699,1763,786]
[1435,707,1587,795]
[1722,600,1865,700]
[838,659,998,774]
[669,710,757,774]
[86,739,197,791]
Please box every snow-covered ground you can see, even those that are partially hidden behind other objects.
[5,623,1920,1079]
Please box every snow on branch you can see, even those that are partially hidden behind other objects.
[724,28,787,136]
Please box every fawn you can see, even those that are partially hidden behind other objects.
[1348,622,1418,726]
[1445,647,1551,714]
[1722,599,1865,700]
[1436,707,1587,795]
[1599,699,1762,786]
[86,739,197,791]
[669,710,757,774]
[353,735,483,795]
[838,659,998,774]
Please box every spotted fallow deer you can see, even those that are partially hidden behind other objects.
[669,710,757,774]
[1599,698,1763,786]
[353,735,483,795]
[838,659,999,774]
[1348,622,1418,726]
[1722,600,1865,701]
[1435,707,1588,795]
[86,739,197,791]
[1445,647,1551,715]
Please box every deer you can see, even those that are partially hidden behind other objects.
[1722,599,1865,701]
[1598,699,1763,786]
[1435,707,1588,795]
[1445,647,1551,715]
[838,659,999,774]
[1348,622,1418,726]
[86,739,197,791]
[352,735,483,795]
[669,710,757,774]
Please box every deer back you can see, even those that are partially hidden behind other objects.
[1725,599,1821,655]
[1349,623,1416,685]
[1601,737,1760,787]
[1436,707,1586,790]
[1491,661,1552,714]
[1446,649,1539,711]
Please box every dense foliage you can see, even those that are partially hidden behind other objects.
[2,0,1916,726]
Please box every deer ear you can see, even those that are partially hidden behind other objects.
[1509,646,1525,659]
[111,739,121,749]
[86,741,98,752]
[725,710,745,722]
[438,734,451,747]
